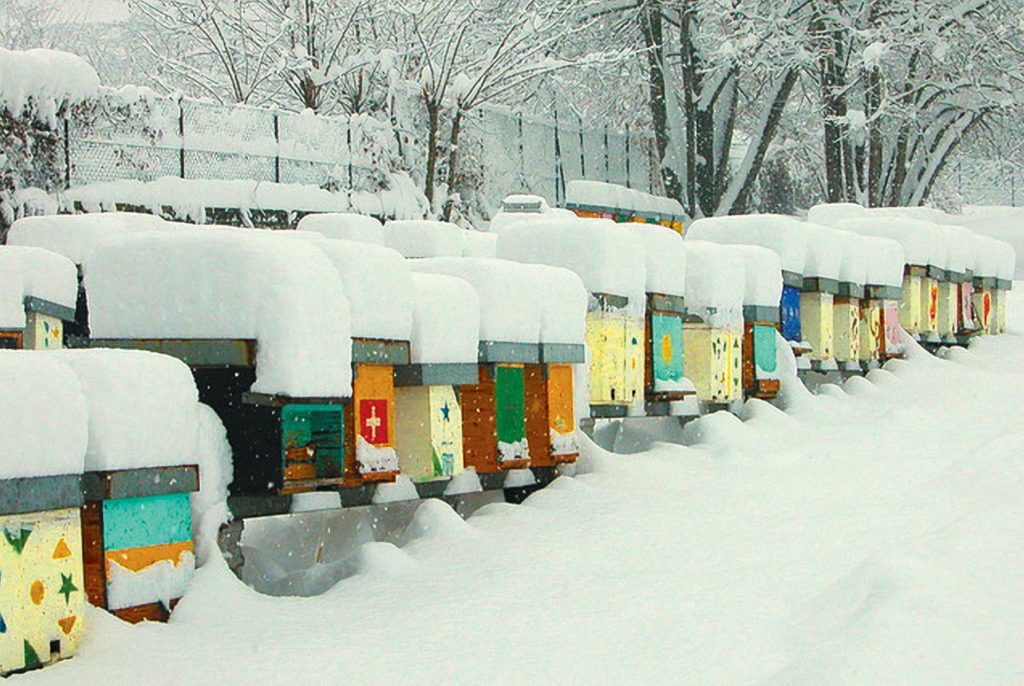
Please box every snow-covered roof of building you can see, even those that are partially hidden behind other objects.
[836,216,944,269]
[311,239,412,341]
[0,351,88,479]
[686,214,809,275]
[84,229,352,397]
[734,245,783,307]
[7,212,168,264]
[462,231,498,258]
[495,215,646,308]
[682,240,744,328]
[0,245,78,329]
[626,223,686,296]
[565,180,685,217]
[296,213,384,245]
[407,273,480,364]
[53,349,203,472]
[408,257,586,345]
[0,48,100,124]
[384,220,464,258]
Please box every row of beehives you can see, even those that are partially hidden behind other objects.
[0,349,209,676]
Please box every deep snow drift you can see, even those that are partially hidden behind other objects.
[22,293,1024,685]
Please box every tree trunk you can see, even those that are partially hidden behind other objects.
[865,67,883,206]
[679,3,699,217]
[639,0,683,203]
[423,95,441,206]
[441,108,464,221]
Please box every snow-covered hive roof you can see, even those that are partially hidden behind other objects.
[311,239,412,341]
[682,240,744,328]
[0,245,78,329]
[857,235,906,289]
[7,212,168,264]
[837,231,869,286]
[84,229,353,397]
[408,257,586,345]
[494,215,646,307]
[803,222,850,280]
[0,48,100,124]
[867,206,952,224]
[836,216,942,268]
[733,245,782,307]
[0,351,88,479]
[407,272,480,364]
[995,239,1017,282]
[462,231,497,258]
[565,180,685,217]
[686,214,810,275]
[972,234,1017,281]
[626,223,686,296]
[384,220,464,258]
[296,213,384,245]
[806,203,867,226]
[52,349,203,472]
[938,224,978,276]
[487,199,576,235]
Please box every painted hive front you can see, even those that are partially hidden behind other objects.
[281,403,344,492]
[495,364,529,467]
[780,286,802,342]
[649,313,685,395]
[99,494,194,615]
[973,290,992,332]
[751,324,778,397]
[547,364,578,462]
[524,365,553,468]
[728,331,743,401]
[624,318,645,406]
[937,282,958,338]
[460,367,499,474]
[683,324,731,403]
[23,313,63,350]
[859,300,882,361]
[0,332,22,349]
[958,282,974,332]
[993,290,1006,335]
[395,386,464,482]
[0,509,85,675]
[799,292,834,360]
[899,274,922,334]
[881,300,904,357]
[351,364,398,480]
[833,298,861,362]
[920,278,940,335]
[585,311,628,406]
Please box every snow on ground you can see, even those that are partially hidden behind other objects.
[22,293,1024,685]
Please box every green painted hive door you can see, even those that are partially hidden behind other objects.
[282,404,344,483]
[752,325,777,378]
[495,365,528,464]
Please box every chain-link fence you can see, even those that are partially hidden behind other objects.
[951,158,1024,208]
[61,91,658,216]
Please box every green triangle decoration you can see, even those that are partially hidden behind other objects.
[0,608,7,633]
[3,528,32,555]
[23,640,41,669]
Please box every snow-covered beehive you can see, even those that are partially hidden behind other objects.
[494,215,646,417]
[564,180,686,232]
[734,245,783,398]
[383,219,464,258]
[0,246,78,350]
[295,212,384,245]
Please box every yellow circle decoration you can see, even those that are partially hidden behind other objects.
[30,580,45,605]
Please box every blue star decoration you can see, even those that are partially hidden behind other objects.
[59,573,77,604]
[440,401,451,422]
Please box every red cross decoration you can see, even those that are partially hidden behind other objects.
[359,399,389,445]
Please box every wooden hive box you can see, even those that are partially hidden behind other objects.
[858,298,882,363]
[644,293,692,413]
[957,278,975,335]
[460,361,532,475]
[995,280,1011,334]
[80,466,199,624]
[832,281,864,365]
[972,280,993,334]
[683,321,735,404]
[585,294,631,416]
[800,277,837,362]
[881,299,904,358]
[392,362,480,483]
[937,278,959,342]
[899,267,924,335]
[0,475,86,676]
[919,267,941,339]
[524,363,579,468]
[0,298,76,352]
[742,305,780,399]
[780,272,803,344]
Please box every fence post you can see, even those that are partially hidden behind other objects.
[578,113,586,179]
[517,112,526,189]
[346,122,353,190]
[178,99,186,179]
[603,125,610,182]
[63,116,71,190]
[553,108,564,205]
[273,112,281,184]
[625,124,632,188]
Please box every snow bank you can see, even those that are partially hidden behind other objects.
[85,230,353,397]
[384,220,464,258]
[734,245,783,307]
[806,203,867,226]
[6,212,167,264]
[837,217,942,268]
[0,48,100,124]
[409,258,554,344]
[296,213,384,245]
[495,216,646,310]
[0,246,78,329]
[52,349,200,472]
[686,214,809,275]
[461,231,498,258]
[0,351,87,479]
[311,240,412,341]
[565,180,685,217]
[682,241,744,328]
[407,273,480,364]
[626,223,686,296]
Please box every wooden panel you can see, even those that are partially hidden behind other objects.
[780,286,802,342]
[859,300,882,361]
[881,300,904,357]
[111,601,172,625]
[833,297,861,362]
[900,274,923,334]
[352,364,398,480]
[23,312,63,350]
[649,312,685,397]
[624,318,646,405]
[684,325,731,402]
[973,290,992,332]
[394,387,433,482]
[800,292,834,361]
[742,324,756,395]
[585,311,628,406]
[937,282,958,336]
[460,366,499,473]
[921,278,940,334]
[0,332,22,349]
[282,404,344,489]
[428,386,464,479]
[80,502,107,609]
[547,364,578,461]
[958,282,975,333]
[995,289,1007,334]
[727,330,742,402]
[0,508,85,675]
[495,364,528,467]
[524,365,552,469]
